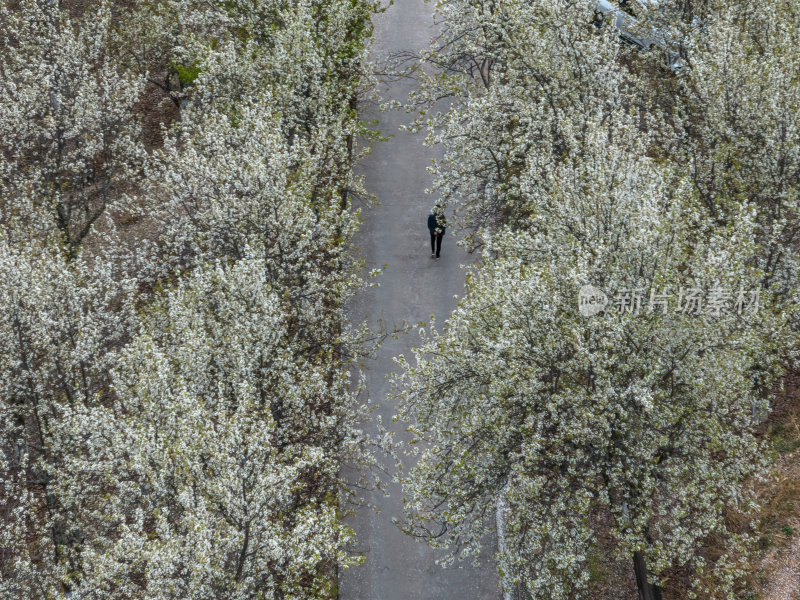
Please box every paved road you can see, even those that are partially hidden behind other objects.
[339,1,502,599]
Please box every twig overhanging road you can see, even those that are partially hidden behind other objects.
[339,1,502,599]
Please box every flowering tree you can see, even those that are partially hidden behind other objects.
[396,0,798,597]
[395,122,789,598]
[0,0,147,257]
[0,239,138,598]
[674,0,800,302]
[0,3,144,595]
[82,254,366,599]
[0,0,377,597]
[407,0,632,244]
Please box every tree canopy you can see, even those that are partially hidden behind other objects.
[0,0,378,597]
[395,0,800,597]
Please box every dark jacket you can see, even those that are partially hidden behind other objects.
[427,212,446,234]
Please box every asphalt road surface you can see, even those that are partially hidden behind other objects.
[339,1,502,599]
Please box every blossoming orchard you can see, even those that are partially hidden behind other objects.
[0,1,798,599]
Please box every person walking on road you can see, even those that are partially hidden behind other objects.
[427,204,447,259]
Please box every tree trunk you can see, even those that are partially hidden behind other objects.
[633,551,662,600]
